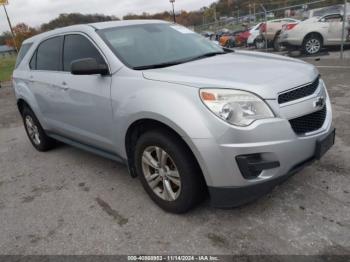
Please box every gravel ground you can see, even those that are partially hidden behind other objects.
[0,57,349,255]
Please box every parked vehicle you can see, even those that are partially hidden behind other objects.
[280,13,350,55]
[260,18,300,50]
[13,20,335,213]
[234,29,251,46]
[247,23,264,48]
[219,33,236,48]
[201,31,215,40]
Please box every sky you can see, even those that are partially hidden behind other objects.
[0,0,216,33]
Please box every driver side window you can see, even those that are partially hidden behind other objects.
[63,34,107,72]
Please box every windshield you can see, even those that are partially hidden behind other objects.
[98,23,225,69]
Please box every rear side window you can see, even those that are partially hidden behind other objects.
[36,36,63,71]
[15,43,32,68]
[63,34,106,71]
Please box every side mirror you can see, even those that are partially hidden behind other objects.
[71,58,109,76]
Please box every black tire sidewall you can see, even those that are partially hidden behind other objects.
[134,130,205,213]
[22,107,55,152]
[273,34,282,51]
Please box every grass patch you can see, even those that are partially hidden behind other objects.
[0,55,17,82]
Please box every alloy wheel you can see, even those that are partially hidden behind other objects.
[25,115,41,145]
[141,146,181,201]
[305,39,321,54]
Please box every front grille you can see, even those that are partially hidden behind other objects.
[289,106,327,135]
[278,77,320,104]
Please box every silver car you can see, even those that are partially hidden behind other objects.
[13,20,335,213]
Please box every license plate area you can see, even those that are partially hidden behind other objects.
[315,129,335,160]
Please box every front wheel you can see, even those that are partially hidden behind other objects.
[303,35,323,55]
[134,130,206,213]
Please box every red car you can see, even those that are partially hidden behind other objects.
[234,29,251,46]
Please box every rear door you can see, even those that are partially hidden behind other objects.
[28,36,65,129]
[55,33,114,151]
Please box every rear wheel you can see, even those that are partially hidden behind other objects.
[22,106,56,152]
[134,129,206,213]
[303,34,323,55]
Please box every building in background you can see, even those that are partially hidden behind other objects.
[0,45,15,57]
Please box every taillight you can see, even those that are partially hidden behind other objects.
[286,23,298,30]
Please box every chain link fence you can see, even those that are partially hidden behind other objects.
[194,0,349,59]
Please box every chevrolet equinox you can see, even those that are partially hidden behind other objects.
[13,20,335,213]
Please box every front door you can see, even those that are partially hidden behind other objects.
[324,14,344,44]
[54,34,114,151]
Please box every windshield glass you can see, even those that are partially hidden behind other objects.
[98,23,224,69]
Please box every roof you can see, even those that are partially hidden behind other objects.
[0,45,15,53]
[23,19,169,44]
[89,19,168,30]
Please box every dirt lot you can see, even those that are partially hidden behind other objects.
[0,57,349,255]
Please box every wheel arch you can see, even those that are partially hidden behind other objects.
[274,30,282,40]
[124,118,210,186]
[303,32,324,45]
[17,98,31,115]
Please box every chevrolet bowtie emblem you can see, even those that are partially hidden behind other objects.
[314,97,325,108]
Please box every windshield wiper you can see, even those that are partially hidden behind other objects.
[185,51,226,62]
[133,60,187,70]
[133,51,226,70]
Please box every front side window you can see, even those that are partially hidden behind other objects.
[98,23,225,70]
[36,36,63,71]
[63,34,106,72]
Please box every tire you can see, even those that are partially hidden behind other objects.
[134,129,206,213]
[254,38,266,49]
[22,106,56,152]
[303,34,323,55]
[273,33,282,51]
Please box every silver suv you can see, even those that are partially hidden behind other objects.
[13,20,335,213]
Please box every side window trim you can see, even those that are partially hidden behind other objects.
[62,33,110,73]
[28,32,111,74]
[29,50,37,70]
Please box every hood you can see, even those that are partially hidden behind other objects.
[143,51,319,99]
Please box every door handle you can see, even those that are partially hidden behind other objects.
[61,82,69,91]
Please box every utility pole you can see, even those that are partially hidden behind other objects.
[169,0,176,23]
[1,1,18,52]
[249,2,252,25]
[213,3,217,22]
[253,2,256,22]
[340,0,347,59]
[260,4,268,51]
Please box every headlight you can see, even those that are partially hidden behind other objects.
[200,89,274,126]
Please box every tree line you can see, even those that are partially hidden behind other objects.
[0,0,345,48]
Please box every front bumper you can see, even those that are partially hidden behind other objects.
[208,128,335,208]
[189,81,333,208]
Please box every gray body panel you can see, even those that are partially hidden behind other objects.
[13,20,333,189]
